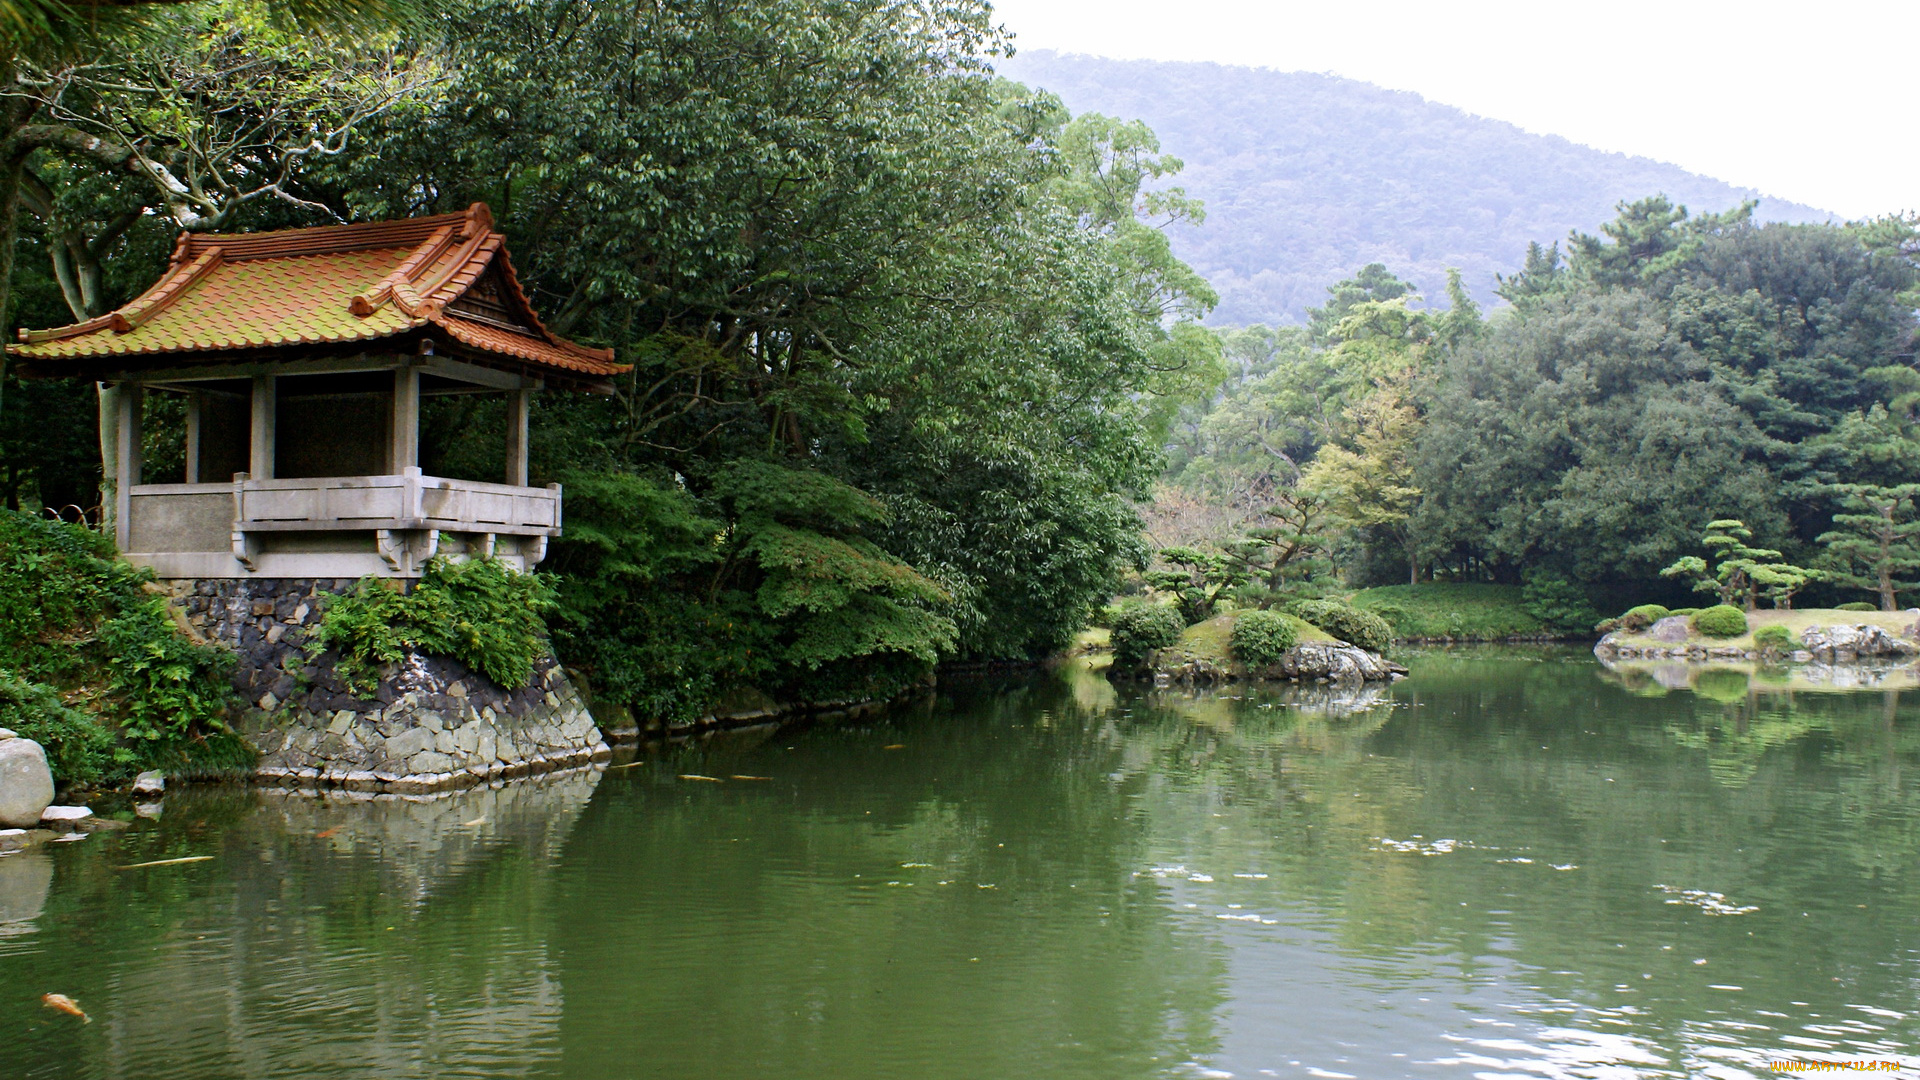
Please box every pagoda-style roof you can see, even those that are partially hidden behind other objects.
[8,203,626,385]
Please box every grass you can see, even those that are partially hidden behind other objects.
[1606,607,1918,651]
[1348,583,1548,641]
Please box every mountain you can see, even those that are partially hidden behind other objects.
[996,51,1835,326]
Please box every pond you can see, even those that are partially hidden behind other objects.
[1,647,1916,1079]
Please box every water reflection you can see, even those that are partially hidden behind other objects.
[0,850,51,934]
[0,651,1913,1080]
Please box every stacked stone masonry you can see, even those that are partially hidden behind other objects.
[163,577,609,793]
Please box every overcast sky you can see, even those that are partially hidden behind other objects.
[988,0,1912,220]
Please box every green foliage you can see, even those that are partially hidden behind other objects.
[1816,483,1920,610]
[101,597,235,744]
[312,558,554,695]
[1662,520,1815,610]
[1691,605,1749,638]
[0,669,123,787]
[1349,583,1545,641]
[545,472,739,727]
[1144,546,1244,625]
[1109,603,1185,671]
[1229,609,1298,668]
[1521,572,1602,635]
[1837,601,1879,612]
[1667,608,1700,618]
[1753,625,1794,650]
[549,463,957,716]
[0,510,237,783]
[1285,599,1393,653]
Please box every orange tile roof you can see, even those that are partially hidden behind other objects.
[8,203,627,382]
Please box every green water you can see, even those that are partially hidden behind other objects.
[2,648,1917,1079]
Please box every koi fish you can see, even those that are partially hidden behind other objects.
[729,775,772,781]
[41,993,89,1023]
[883,744,906,751]
[461,817,487,827]
[314,827,341,839]
[677,774,724,782]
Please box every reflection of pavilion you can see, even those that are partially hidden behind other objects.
[77,766,603,1078]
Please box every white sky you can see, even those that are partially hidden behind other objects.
[988,0,1915,220]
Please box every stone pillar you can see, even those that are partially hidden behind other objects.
[505,388,530,487]
[391,365,420,474]
[113,383,143,551]
[249,375,276,481]
[184,391,203,484]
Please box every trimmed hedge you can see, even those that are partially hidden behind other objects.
[1231,610,1298,668]
[1110,604,1185,670]
[1753,625,1794,650]
[1691,605,1748,638]
[1837,601,1878,612]
[1286,599,1393,653]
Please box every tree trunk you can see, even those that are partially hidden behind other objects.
[0,153,23,438]
[1880,515,1897,611]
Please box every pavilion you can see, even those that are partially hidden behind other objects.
[7,203,625,578]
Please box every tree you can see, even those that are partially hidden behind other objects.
[0,0,437,416]
[1302,374,1423,584]
[1817,484,1920,611]
[1306,263,1414,345]
[1224,487,1332,594]
[1144,546,1243,625]
[1661,519,1814,610]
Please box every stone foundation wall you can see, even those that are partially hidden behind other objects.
[161,577,609,792]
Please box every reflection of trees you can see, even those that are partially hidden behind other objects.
[546,677,1230,1080]
[1088,650,1920,1074]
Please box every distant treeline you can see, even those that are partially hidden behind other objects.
[1165,197,1920,616]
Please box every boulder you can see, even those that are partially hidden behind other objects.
[1800,625,1916,661]
[132,771,166,798]
[1260,642,1407,683]
[0,735,54,829]
[1648,616,1692,643]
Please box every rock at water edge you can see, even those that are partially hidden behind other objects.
[133,771,166,798]
[0,739,54,829]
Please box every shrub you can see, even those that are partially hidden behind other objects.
[1231,609,1298,668]
[1837,601,1878,612]
[1667,607,1700,618]
[312,557,555,694]
[1286,599,1394,653]
[1691,605,1748,638]
[0,669,124,787]
[101,598,236,745]
[0,510,237,784]
[1753,625,1794,651]
[1522,573,1602,634]
[1110,603,1185,671]
[1619,604,1670,632]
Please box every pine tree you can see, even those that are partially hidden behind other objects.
[1817,484,1920,610]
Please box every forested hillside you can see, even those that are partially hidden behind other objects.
[1158,199,1920,627]
[996,51,1833,325]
